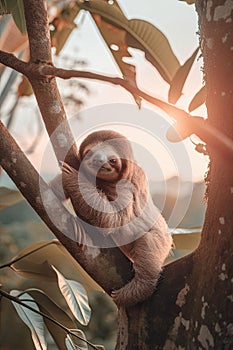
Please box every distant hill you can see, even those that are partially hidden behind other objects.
[150,176,206,228]
[0,173,206,230]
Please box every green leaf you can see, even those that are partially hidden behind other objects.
[0,0,26,34]
[188,86,207,112]
[78,0,180,84]
[52,266,91,326]
[27,289,77,350]
[10,240,103,292]
[10,290,47,350]
[12,0,26,34]
[0,187,24,209]
[65,330,88,350]
[168,48,199,104]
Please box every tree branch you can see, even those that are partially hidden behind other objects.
[0,49,232,160]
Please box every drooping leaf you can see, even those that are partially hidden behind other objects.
[10,240,103,291]
[91,12,141,107]
[65,330,88,350]
[0,0,26,34]
[27,289,77,350]
[168,48,199,104]
[188,85,207,112]
[10,290,47,350]
[52,266,91,326]
[0,187,24,209]
[77,0,180,84]
[51,2,80,55]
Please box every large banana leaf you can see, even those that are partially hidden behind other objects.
[77,0,180,84]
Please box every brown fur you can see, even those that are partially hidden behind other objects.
[61,130,173,306]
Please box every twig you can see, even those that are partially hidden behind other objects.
[0,241,54,270]
[0,50,232,159]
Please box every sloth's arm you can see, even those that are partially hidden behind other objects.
[61,162,134,231]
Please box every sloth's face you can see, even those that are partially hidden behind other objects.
[81,143,122,181]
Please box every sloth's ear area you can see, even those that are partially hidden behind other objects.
[119,159,135,181]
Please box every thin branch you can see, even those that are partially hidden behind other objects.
[0,50,29,75]
[0,50,232,159]
[0,241,54,270]
[0,289,99,350]
[39,65,233,160]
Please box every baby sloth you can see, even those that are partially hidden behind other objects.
[61,130,172,306]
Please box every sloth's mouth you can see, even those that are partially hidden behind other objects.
[91,163,112,172]
[99,164,112,172]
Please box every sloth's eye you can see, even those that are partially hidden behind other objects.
[84,150,93,159]
[109,158,117,164]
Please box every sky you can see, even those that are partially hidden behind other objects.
[1,0,209,185]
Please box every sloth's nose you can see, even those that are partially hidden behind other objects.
[93,151,108,165]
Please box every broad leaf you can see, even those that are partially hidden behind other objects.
[27,289,77,350]
[0,0,26,34]
[0,187,24,209]
[188,85,207,112]
[10,290,47,350]
[52,266,91,326]
[77,0,180,83]
[168,48,199,103]
[65,330,88,350]
[10,240,103,291]
[91,13,141,107]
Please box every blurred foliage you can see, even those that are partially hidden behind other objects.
[0,199,117,350]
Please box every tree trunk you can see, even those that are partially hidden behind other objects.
[116,1,233,349]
